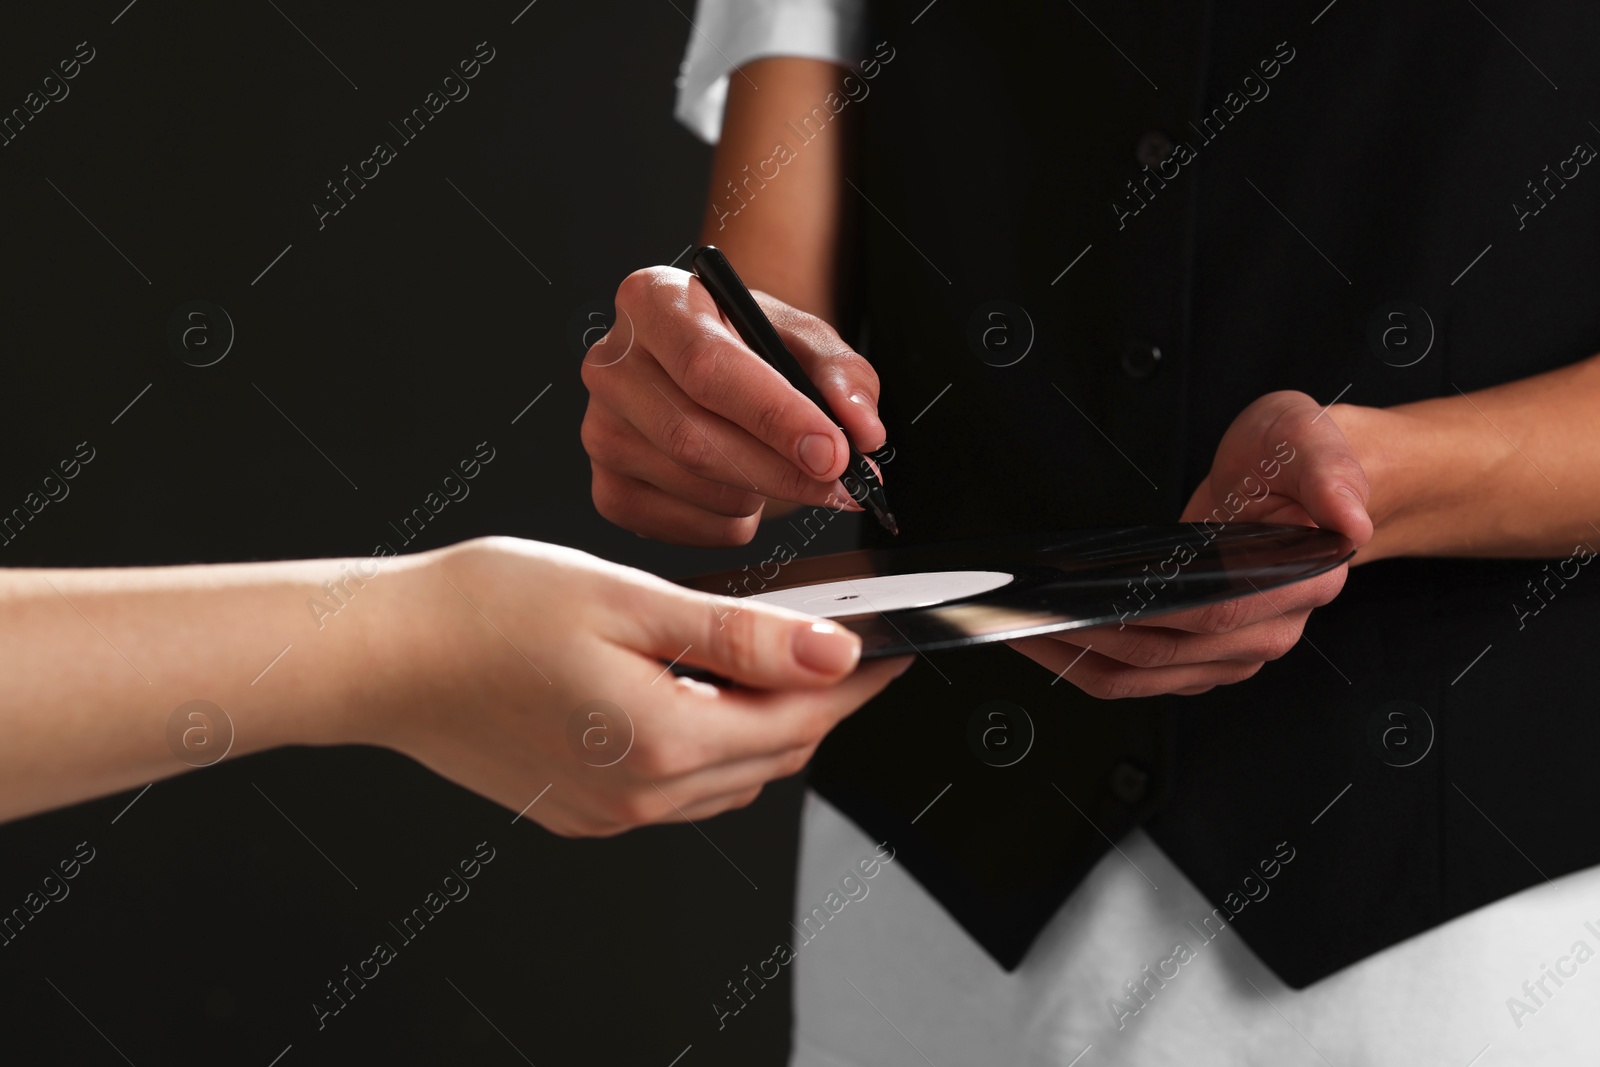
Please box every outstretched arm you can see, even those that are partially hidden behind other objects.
[0,537,908,827]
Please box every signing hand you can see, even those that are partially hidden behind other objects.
[579,267,885,545]
[1009,391,1373,698]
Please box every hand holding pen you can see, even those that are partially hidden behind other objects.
[578,254,895,546]
[690,246,896,535]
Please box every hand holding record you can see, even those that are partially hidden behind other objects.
[1009,391,1372,698]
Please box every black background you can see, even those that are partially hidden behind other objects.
[0,3,855,1063]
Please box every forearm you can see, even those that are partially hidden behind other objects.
[1331,351,1600,561]
[0,554,429,822]
[697,57,855,324]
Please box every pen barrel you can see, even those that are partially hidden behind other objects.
[691,245,896,532]
[689,246,835,414]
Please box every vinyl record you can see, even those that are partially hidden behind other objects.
[679,524,1356,658]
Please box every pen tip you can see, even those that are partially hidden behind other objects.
[882,512,900,536]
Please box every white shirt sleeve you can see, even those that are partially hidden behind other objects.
[675,0,867,144]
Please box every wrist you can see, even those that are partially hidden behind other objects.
[1328,401,1462,564]
[334,548,448,751]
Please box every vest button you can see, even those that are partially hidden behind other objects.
[1136,131,1175,167]
[1111,760,1149,804]
[1120,343,1162,379]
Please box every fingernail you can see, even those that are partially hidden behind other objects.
[830,481,865,511]
[794,621,859,675]
[798,433,837,478]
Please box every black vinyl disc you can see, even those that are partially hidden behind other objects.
[679,523,1356,659]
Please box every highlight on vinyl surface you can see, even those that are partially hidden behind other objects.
[680,524,1356,658]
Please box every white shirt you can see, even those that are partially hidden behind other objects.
[674,0,866,143]
[677,4,1600,1063]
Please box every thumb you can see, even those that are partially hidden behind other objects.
[1277,406,1374,547]
[624,581,865,689]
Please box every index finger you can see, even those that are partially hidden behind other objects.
[638,272,854,483]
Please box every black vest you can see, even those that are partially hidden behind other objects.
[809,0,1600,988]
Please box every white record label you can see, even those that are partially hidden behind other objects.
[744,570,1016,618]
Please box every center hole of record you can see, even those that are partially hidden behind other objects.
[743,571,1016,618]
